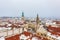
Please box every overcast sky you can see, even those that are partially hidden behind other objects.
[0,0,60,18]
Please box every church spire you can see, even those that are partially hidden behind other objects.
[36,14,39,25]
[35,14,40,31]
[22,12,24,17]
[21,12,25,21]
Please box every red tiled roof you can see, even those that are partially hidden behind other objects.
[47,25,60,36]
[22,31,33,36]
[5,34,20,40]
[21,31,49,40]
[5,31,49,40]
[53,21,60,24]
